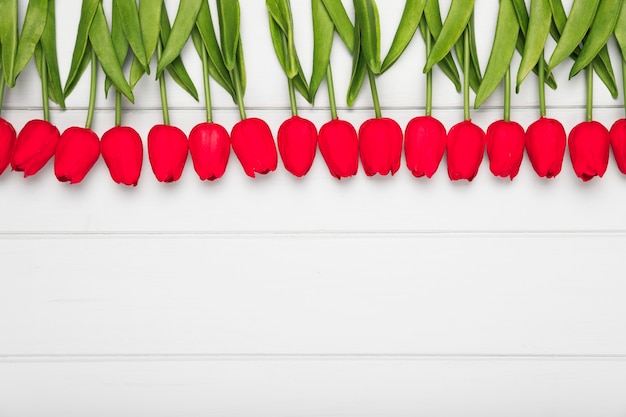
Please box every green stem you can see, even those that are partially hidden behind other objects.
[201,45,212,123]
[326,63,338,120]
[504,66,511,122]
[157,39,170,125]
[288,77,297,117]
[85,49,97,129]
[463,26,470,121]
[538,49,546,117]
[115,90,122,126]
[368,68,382,118]
[41,53,50,122]
[622,58,626,118]
[232,65,246,120]
[0,73,5,117]
[586,63,593,122]
[423,21,432,117]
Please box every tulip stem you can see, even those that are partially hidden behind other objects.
[85,49,97,130]
[0,72,5,117]
[368,68,382,118]
[538,49,546,117]
[422,20,432,117]
[326,63,338,120]
[288,77,298,117]
[586,63,593,122]
[201,45,213,123]
[157,39,170,126]
[232,65,247,120]
[504,66,511,122]
[115,90,122,126]
[41,53,50,122]
[463,26,470,121]
[622,58,626,118]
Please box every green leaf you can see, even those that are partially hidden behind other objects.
[195,0,234,97]
[0,0,18,86]
[39,0,65,107]
[268,13,297,78]
[235,37,246,94]
[381,0,426,73]
[105,0,130,95]
[310,0,334,101]
[115,0,149,72]
[62,42,93,99]
[353,0,381,73]
[321,0,355,50]
[13,0,48,84]
[424,0,474,72]
[159,5,198,100]
[89,2,134,102]
[139,0,163,61]
[64,0,98,96]
[517,0,552,89]
[34,42,63,105]
[422,1,461,91]
[474,0,519,108]
[347,22,366,105]
[615,0,626,57]
[129,56,145,89]
[156,0,203,76]
[216,0,240,70]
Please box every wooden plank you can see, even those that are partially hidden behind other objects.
[1,235,625,356]
[1,358,625,416]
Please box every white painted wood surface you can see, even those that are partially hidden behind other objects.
[1,0,626,415]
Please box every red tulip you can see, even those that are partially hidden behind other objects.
[0,117,17,175]
[277,115,317,177]
[11,119,60,177]
[568,120,610,181]
[404,115,446,178]
[230,117,277,177]
[188,122,230,181]
[525,117,566,178]
[485,120,525,180]
[610,118,626,175]
[148,124,188,183]
[318,118,358,179]
[359,117,403,176]
[446,120,485,181]
[101,126,143,186]
[54,127,100,184]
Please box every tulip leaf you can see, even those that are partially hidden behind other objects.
[115,0,149,72]
[89,1,134,102]
[381,0,426,73]
[34,42,63,106]
[0,0,17,86]
[140,0,162,63]
[267,9,297,78]
[38,0,65,107]
[321,0,355,51]
[347,22,366,106]
[310,0,334,101]
[354,0,381,74]
[13,0,48,85]
[64,0,99,96]
[156,0,203,77]
[234,37,246,95]
[216,0,240,71]
[423,0,461,91]
[105,0,130,96]
[615,0,626,57]
[191,27,235,100]
[195,0,234,97]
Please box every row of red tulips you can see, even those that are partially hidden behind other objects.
[2,112,626,184]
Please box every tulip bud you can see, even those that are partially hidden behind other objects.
[568,120,610,181]
[11,119,60,177]
[188,122,230,181]
[525,117,566,178]
[277,115,317,177]
[610,119,626,175]
[100,126,144,186]
[404,115,446,178]
[230,117,277,178]
[0,117,17,176]
[54,127,100,184]
[485,120,525,180]
[318,118,358,179]
[446,120,485,181]
[358,117,403,176]
[148,124,189,183]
